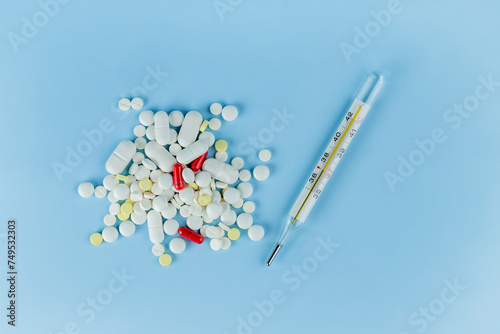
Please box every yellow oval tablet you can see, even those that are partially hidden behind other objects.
[228,228,240,241]
[139,178,152,191]
[120,202,133,215]
[215,140,228,152]
[90,233,103,245]
[159,254,172,267]
[199,120,210,132]
[198,193,212,207]
[117,211,130,221]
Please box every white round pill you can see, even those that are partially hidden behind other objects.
[158,173,173,190]
[221,105,238,121]
[140,198,151,211]
[239,169,251,182]
[179,205,191,218]
[131,97,144,110]
[210,103,222,115]
[210,238,222,251]
[169,110,184,127]
[199,225,208,237]
[168,129,178,144]
[179,187,195,204]
[187,216,203,230]
[223,188,240,205]
[131,212,146,225]
[221,237,231,250]
[118,98,131,111]
[206,202,222,219]
[78,182,94,198]
[139,110,154,126]
[220,202,230,214]
[243,201,256,213]
[134,137,147,150]
[119,220,135,237]
[161,204,177,219]
[134,125,146,138]
[103,175,118,190]
[258,149,272,162]
[237,182,253,198]
[108,191,118,203]
[233,198,244,209]
[253,165,270,181]
[163,219,179,235]
[94,186,107,198]
[199,132,215,147]
[248,225,265,241]
[149,169,163,183]
[102,226,118,243]
[170,238,186,254]
[152,244,165,256]
[128,163,139,175]
[231,157,244,170]
[109,203,120,215]
[195,171,211,188]
[209,118,221,130]
[150,183,163,196]
[205,226,219,239]
[133,152,144,163]
[220,210,237,225]
[182,168,195,184]
[152,196,168,212]
[112,184,130,201]
[104,214,116,226]
[215,151,228,162]
[146,125,156,141]
[169,143,182,156]
[237,213,253,229]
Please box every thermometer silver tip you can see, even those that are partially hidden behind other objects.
[266,244,282,266]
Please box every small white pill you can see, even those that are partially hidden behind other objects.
[220,202,230,214]
[253,165,270,181]
[140,198,152,211]
[131,97,144,110]
[157,173,173,190]
[78,182,94,198]
[103,175,118,190]
[239,169,251,182]
[195,171,212,188]
[161,204,177,220]
[107,191,118,203]
[215,151,228,162]
[216,227,225,238]
[134,125,146,138]
[169,110,184,127]
[134,166,150,180]
[233,198,244,209]
[163,219,179,235]
[205,226,219,239]
[104,214,116,226]
[179,187,194,204]
[199,132,215,147]
[128,163,139,175]
[206,202,222,219]
[133,152,144,163]
[170,238,186,254]
[209,118,221,130]
[243,201,256,213]
[106,140,136,175]
[139,110,155,126]
[199,225,208,237]
[147,211,164,244]
[133,202,144,214]
[221,237,231,250]
[102,226,118,243]
[154,111,171,145]
[150,169,163,183]
[109,202,120,215]
[151,183,163,196]
[118,98,131,111]
[145,141,176,173]
[112,184,129,201]
[237,213,253,229]
[210,238,222,251]
[134,137,147,150]
[131,212,146,225]
[237,182,253,198]
[223,188,241,205]
[231,157,244,170]
[220,210,237,225]
[189,202,203,216]
[142,158,157,171]
[178,111,203,147]
[187,216,203,230]
[248,225,265,241]
[169,143,182,156]
[212,190,221,203]
[259,149,272,162]
[167,129,178,145]
[210,103,222,115]
[152,244,165,256]
[119,221,135,237]
[182,168,195,184]
[180,205,191,218]
[221,105,238,121]
[152,196,168,212]
[146,125,156,141]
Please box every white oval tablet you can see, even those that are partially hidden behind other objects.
[145,141,176,172]
[178,111,203,147]
[182,168,195,184]
[154,111,171,145]
[147,211,164,244]
[202,159,239,184]
[176,140,209,165]
[106,140,136,175]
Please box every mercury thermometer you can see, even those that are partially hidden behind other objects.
[266,73,385,265]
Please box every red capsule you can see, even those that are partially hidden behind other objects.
[191,151,208,172]
[173,163,184,190]
[178,226,204,244]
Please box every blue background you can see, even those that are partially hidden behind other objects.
[1,1,500,333]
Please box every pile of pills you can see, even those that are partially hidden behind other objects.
[79,98,272,267]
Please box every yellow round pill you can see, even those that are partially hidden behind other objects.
[228,228,240,241]
[120,202,133,215]
[117,211,130,221]
[215,140,228,152]
[139,178,152,191]
[90,233,103,245]
[198,193,212,207]
[159,254,172,267]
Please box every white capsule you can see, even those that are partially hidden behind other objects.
[206,202,222,219]
[169,143,182,156]
[210,103,222,115]
[187,216,203,230]
[202,159,239,184]
[78,182,94,198]
[170,238,186,254]
[154,111,171,145]
[134,137,147,150]
[182,168,195,184]
[199,132,215,147]
[163,219,179,235]
[131,97,144,110]
[221,105,238,121]
[210,238,222,251]
[112,184,130,201]
[209,118,221,130]
[243,201,256,213]
[248,225,265,241]
[223,188,240,205]
[104,214,116,226]
[139,110,155,126]
[119,221,136,237]
[157,173,173,190]
[118,98,131,111]
[237,182,253,198]
[176,140,209,165]
[169,110,184,127]
[102,226,118,243]
[195,171,212,188]
[231,157,244,170]
[145,141,176,173]
[146,125,156,141]
[178,111,203,147]
[259,149,272,162]
[106,140,136,175]
[134,125,146,137]
[237,213,253,229]
[152,244,165,256]
[220,210,237,225]
[147,211,164,244]
[253,165,270,181]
